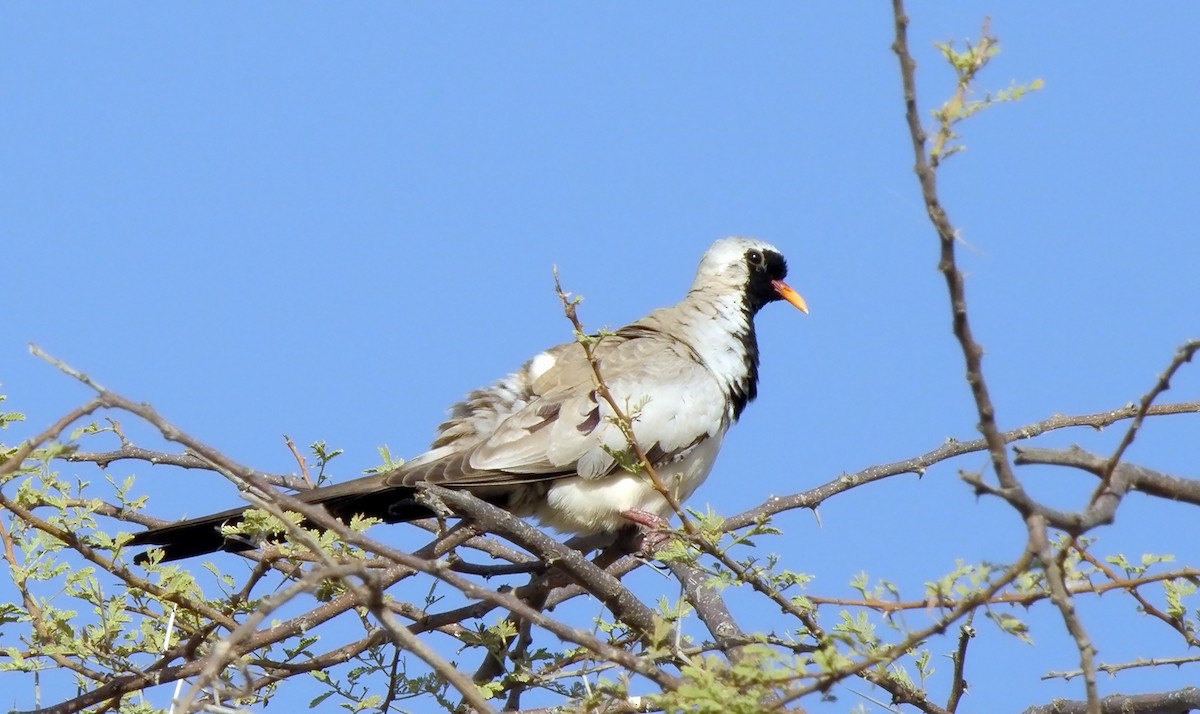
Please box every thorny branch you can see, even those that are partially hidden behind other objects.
[1094,339,1200,503]
[946,616,975,713]
[1022,687,1200,714]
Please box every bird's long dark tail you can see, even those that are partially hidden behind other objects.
[128,481,434,564]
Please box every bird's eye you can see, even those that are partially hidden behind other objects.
[747,250,764,266]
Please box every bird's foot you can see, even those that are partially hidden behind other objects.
[620,508,674,554]
[620,508,670,530]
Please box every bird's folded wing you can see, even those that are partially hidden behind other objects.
[387,331,728,489]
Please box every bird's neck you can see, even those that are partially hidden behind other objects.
[644,289,761,421]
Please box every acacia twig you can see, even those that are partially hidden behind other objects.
[768,550,1035,710]
[1094,339,1200,503]
[62,445,311,491]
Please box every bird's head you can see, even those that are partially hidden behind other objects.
[692,237,808,315]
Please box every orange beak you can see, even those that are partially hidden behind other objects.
[771,279,809,314]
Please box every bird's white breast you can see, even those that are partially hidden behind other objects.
[535,433,724,534]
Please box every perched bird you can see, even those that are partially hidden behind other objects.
[130,238,807,562]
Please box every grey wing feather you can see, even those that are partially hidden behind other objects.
[385,329,727,489]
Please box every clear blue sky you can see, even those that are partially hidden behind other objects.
[4,4,1200,712]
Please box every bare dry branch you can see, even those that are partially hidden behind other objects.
[1095,339,1200,499]
[1022,687,1200,714]
[724,401,1200,531]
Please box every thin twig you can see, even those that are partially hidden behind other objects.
[62,444,310,490]
[1045,654,1200,681]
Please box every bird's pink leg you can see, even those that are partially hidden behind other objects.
[621,508,670,529]
[620,508,673,552]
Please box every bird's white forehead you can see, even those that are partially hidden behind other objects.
[697,237,783,272]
